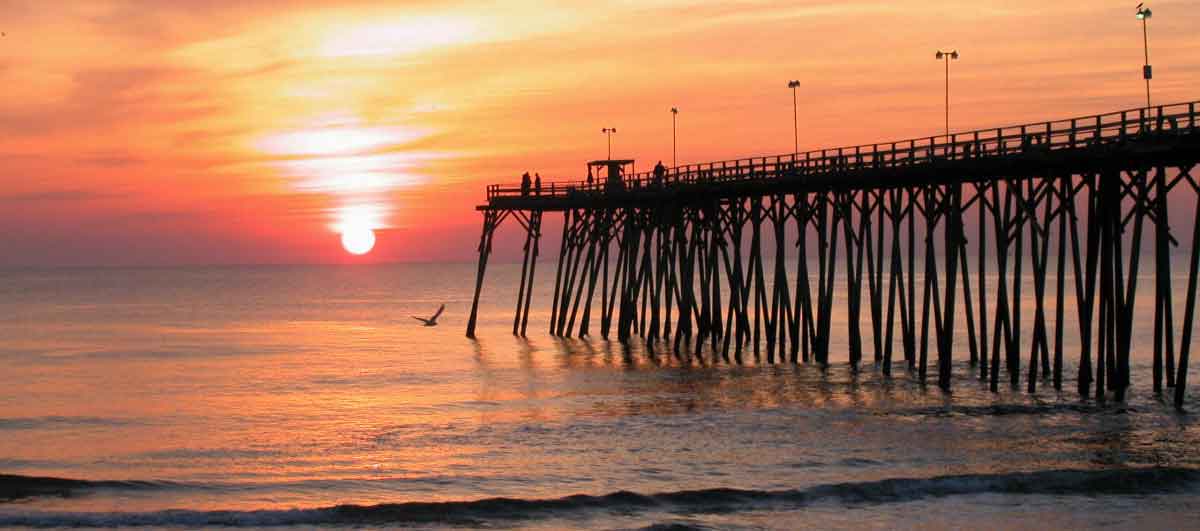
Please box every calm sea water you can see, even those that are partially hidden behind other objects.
[0,263,1197,529]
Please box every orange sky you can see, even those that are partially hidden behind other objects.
[0,1,1197,266]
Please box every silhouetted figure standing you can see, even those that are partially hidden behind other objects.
[653,160,666,187]
[521,172,531,196]
[534,173,542,196]
[587,166,594,189]
[609,165,624,192]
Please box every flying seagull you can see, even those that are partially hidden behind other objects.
[412,304,445,326]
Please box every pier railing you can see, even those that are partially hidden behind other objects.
[485,101,1199,202]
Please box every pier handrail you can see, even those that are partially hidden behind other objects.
[484,101,1198,202]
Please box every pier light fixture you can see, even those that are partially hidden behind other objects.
[670,107,679,168]
[935,49,959,136]
[787,80,800,154]
[1136,3,1153,110]
[602,127,617,160]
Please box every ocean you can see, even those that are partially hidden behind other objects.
[0,263,1197,529]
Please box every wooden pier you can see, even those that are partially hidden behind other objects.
[466,101,1200,408]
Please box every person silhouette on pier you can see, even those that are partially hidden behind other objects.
[534,173,542,196]
[521,172,531,196]
[653,160,666,187]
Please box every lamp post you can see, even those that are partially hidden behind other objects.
[787,80,800,153]
[670,107,678,168]
[601,127,617,160]
[935,49,959,136]
[1136,3,1153,110]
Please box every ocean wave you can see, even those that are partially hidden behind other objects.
[0,467,1196,527]
[0,474,175,502]
[0,416,145,431]
[879,402,1130,418]
[636,523,715,531]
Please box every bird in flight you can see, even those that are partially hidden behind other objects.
[412,304,445,326]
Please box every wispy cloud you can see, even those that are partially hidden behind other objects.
[0,189,126,203]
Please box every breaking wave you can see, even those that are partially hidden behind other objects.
[1,467,1196,527]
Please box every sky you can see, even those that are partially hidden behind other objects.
[0,0,1197,267]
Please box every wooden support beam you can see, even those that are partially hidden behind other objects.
[566,230,597,337]
[1175,168,1200,409]
[978,182,990,380]
[906,188,917,368]
[750,198,767,361]
[883,189,906,376]
[601,221,626,339]
[918,187,940,384]
[513,213,536,336]
[989,183,1011,393]
[1096,170,1119,400]
[693,211,711,353]
[718,209,739,363]
[1026,179,1051,393]
[958,187,979,373]
[548,210,571,335]
[466,210,500,339]
[649,217,666,341]
[558,211,587,336]
[1010,182,1024,388]
[700,207,720,355]
[1153,167,1175,391]
[771,195,794,362]
[940,184,961,390]
[846,191,866,369]
[518,211,542,337]
[795,194,816,364]
[617,208,641,342]
[1070,173,1101,397]
[1053,176,1069,390]
[815,192,839,366]
[578,228,602,337]
[639,221,655,339]
[1115,171,1147,400]
[663,213,676,342]
[869,190,887,365]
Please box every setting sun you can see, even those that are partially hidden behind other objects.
[340,225,376,255]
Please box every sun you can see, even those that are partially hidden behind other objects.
[341,225,376,255]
